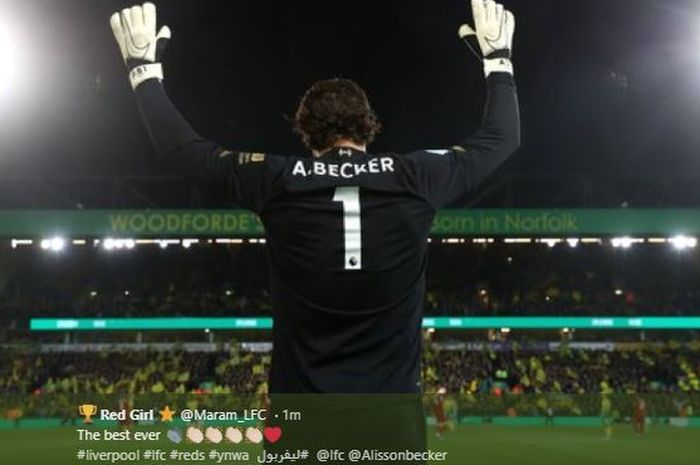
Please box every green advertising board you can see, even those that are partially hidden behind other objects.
[29,317,700,331]
[2,208,700,237]
[0,210,264,237]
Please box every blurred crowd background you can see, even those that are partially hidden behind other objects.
[1,344,698,419]
[2,345,699,396]
[3,242,700,420]
[2,243,700,327]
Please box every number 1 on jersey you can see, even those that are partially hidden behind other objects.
[333,187,362,270]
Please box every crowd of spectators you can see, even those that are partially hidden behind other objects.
[423,344,700,395]
[2,243,700,327]
[0,246,272,326]
[0,348,269,397]
[424,244,700,316]
[2,344,699,397]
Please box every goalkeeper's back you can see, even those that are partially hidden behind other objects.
[111,0,520,397]
[134,71,519,393]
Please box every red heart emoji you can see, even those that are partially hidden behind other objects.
[263,426,282,444]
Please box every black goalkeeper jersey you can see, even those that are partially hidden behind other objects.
[135,73,520,394]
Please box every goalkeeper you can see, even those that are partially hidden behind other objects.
[110,1,519,396]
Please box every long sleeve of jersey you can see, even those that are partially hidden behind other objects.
[134,80,287,213]
[401,72,521,208]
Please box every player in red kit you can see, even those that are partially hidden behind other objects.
[433,387,449,440]
[633,397,647,437]
[118,396,134,430]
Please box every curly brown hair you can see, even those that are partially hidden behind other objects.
[294,78,382,153]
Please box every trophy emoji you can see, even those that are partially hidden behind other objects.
[79,404,98,424]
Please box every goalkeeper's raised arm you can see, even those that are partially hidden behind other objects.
[110,3,287,213]
[402,0,520,208]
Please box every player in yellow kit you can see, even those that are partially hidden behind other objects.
[601,394,613,440]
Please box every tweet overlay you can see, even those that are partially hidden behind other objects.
[2,393,699,465]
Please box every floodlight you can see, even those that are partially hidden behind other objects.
[669,235,697,250]
[40,237,66,252]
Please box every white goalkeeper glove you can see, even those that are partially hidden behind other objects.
[459,0,515,77]
[110,2,171,90]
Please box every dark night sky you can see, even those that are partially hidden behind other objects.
[2,0,700,181]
